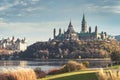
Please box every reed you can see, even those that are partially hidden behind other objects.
[97,68,120,80]
[0,67,37,80]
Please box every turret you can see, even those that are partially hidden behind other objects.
[12,36,14,40]
[63,29,65,34]
[81,14,87,33]
[104,32,107,37]
[101,31,104,40]
[53,28,56,39]
[23,37,27,42]
[89,26,91,33]
[95,26,98,38]
[95,26,98,34]
[11,36,15,42]
[59,28,61,35]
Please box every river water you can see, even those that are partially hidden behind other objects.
[0,59,111,72]
[0,60,61,72]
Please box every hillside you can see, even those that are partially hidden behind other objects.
[20,39,120,59]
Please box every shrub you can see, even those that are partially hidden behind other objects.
[82,61,89,67]
[34,67,46,79]
[47,60,86,75]
[61,60,86,72]
[0,67,37,80]
[97,68,120,80]
[111,51,120,63]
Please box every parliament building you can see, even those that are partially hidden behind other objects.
[52,14,112,41]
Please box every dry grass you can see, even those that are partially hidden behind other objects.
[48,60,87,75]
[65,60,86,71]
[97,68,120,80]
[0,67,37,80]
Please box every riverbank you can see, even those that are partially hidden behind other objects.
[41,68,120,80]
[40,69,99,80]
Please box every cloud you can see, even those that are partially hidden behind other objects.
[0,4,13,11]
[101,5,120,14]
[0,21,70,44]
[32,0,40,2]
[0,18,6,23]
[75,2,120,14]
[0,0,47,19]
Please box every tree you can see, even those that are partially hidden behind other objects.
[111,51,120,64]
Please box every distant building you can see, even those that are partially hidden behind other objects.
[0,37,27,52]
[53,14,113,41]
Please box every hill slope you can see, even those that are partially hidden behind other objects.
[20,40,120,59]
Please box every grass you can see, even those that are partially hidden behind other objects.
[49,72,97,80]
[40,64,120,80]
[40,69,99,80]
[109,65,120,69]
[97,69,120,80]
[0,67,37,80]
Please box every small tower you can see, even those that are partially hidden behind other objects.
[104,32,107,39]
[95,26,98,34]
[11,36,15,42]
[101,31,104,40]
[63,29,65,34]
[59,28,62,35]
[53,28,56,39]
[81,14,87,33]
[89,26,91,33]
[104,32,107,36]
[95,26,98,38]
[23,37,27,43]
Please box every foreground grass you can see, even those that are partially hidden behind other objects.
[97,69,120,80]
[40,70,99,80]
[40,65,120,80]
[0,68,37,80]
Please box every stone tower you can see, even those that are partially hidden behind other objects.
[81,14,87,33]
[95,26,98,34]
[53,28,56,39]
[89,26,91,33]
[95,26,98,38]
[59,28,61,35]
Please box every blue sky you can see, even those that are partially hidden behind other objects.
[0,0,120,45]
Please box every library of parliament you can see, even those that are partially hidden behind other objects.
[52,14,112,41]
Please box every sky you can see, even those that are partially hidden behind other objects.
[0,0,120,45]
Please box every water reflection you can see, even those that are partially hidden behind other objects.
[0,60,61,71]
[0,59,112,71]
[0,61,27,66]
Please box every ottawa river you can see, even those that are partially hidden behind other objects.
[0,59,111,72]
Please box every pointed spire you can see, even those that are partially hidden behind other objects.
[68,20,73,28]
[66,21,75,34]
[81,13,87,33]
[82,13,85,22]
